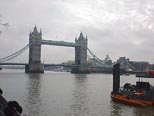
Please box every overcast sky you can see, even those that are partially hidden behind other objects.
[0,0,154,63]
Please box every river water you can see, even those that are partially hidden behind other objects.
[0,69,154,116]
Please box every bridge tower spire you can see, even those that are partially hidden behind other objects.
[25,26,44,73]
[75,32,87,64]
[72,32,91,73]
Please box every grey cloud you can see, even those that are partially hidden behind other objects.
[0,0,154,63]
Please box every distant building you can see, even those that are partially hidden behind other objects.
[129,61,149,71]
[148,64,154,70]
[117,57,150,72]
[62,60,75,65]
[88,54,112,67]
[104,54,112,65]
[117,57,130,71]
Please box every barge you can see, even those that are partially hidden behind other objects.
[111,63,154,107]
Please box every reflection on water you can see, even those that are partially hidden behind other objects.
[71,74,89,116]
[133,107,154,116]
[1,70,154,116]
[110,101,122,116]
[23,74,43,116]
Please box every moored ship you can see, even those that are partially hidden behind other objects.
[111,63,154,107]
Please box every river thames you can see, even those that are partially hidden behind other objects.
[0,69,154,116]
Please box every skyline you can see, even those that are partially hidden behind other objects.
[0,0,154,63]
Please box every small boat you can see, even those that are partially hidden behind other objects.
[111,63,154,107]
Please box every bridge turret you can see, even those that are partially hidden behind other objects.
[72,32,90,73]
[26,26,44,73]
[30,26,42,38]
[29,26,42,63]
[86,34,87,40]
[75,32,87,65]
[29,30,32,37]
[78,32,84,41]
[40,29,42,37]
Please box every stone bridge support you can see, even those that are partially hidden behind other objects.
[25,26,44,73]
[71,32,91,73]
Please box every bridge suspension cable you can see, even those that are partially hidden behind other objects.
[0,44,29,62]
[87,48,105,64]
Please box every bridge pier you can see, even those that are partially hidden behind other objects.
[25,63,44,73]
[71,32,91,73]
[71,64,91,73]
[25,26,44,73]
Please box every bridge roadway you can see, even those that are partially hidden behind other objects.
[0,63,77,67]
[31,39,81,47]
[0,63,27,65]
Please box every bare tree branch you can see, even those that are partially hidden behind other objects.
[0,15,9,34]
[0,23,9,28]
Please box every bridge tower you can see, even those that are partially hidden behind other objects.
[72,32,91,73]
[25,26,44,73]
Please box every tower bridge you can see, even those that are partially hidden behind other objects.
[25,26,89,73]
[0,26,115,73]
